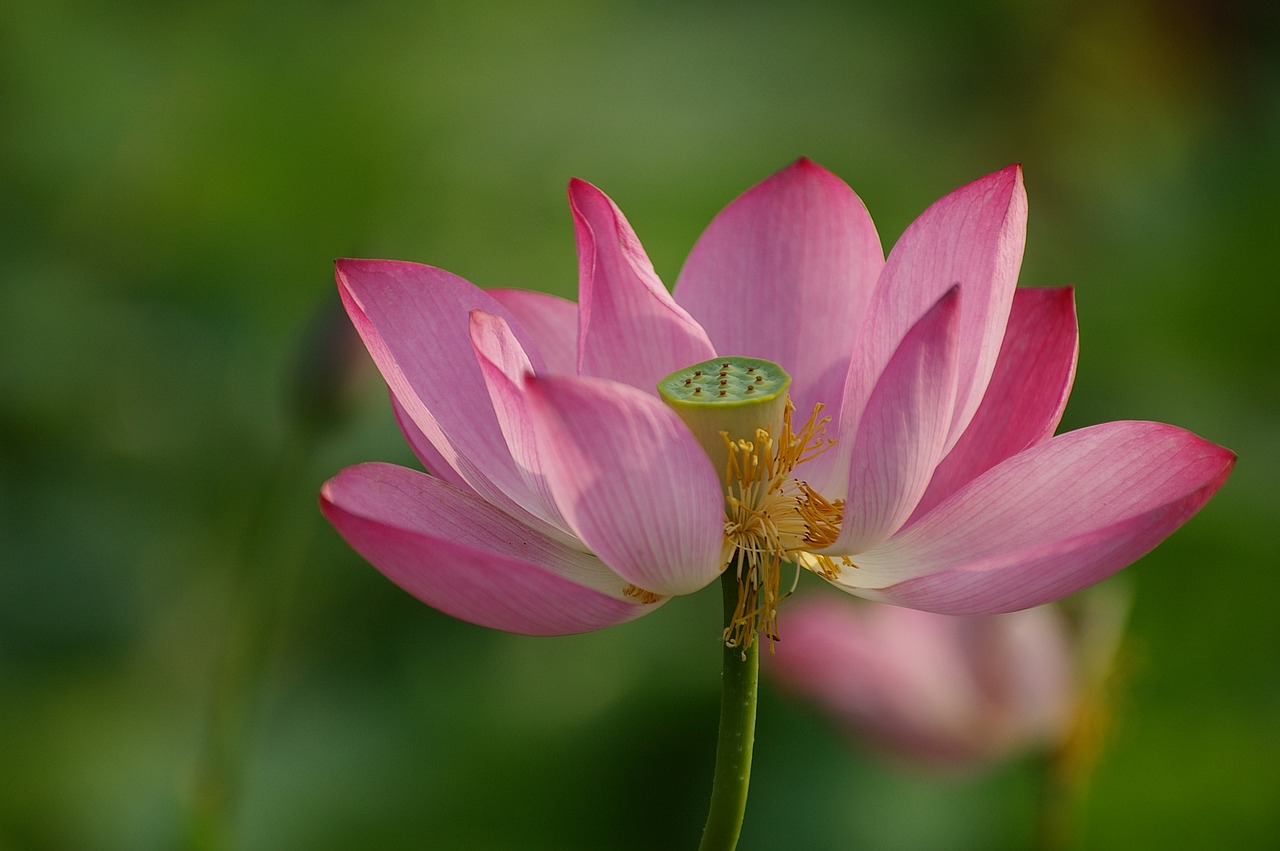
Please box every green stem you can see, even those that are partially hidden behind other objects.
[698,572,759,851]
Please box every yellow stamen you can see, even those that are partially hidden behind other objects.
[622,584,661,604]
[720,400,843,653]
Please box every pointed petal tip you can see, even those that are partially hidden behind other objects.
[1212,442,1238,475]
[774,155,845,186]
[568,179,612,229]
[334,256,389,276]
[975,162,1024,197]
[1165,425,1237,479]
[468,306,499,333]
[469,308,536,381]
[333,257,358,286]
[318,466,364,523]
[335,257,458,294]
[916,281,963,324]
[915,281,962,327]
[567,176,605,206]
[567,177,617,241]
[318,475,337,506]
[934,164,1023,213]
[571,173,716,390]
[997,163,1024,184]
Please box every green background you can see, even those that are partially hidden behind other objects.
[2,1,1276,848]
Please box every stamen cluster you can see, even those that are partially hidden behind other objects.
[720,401,843,652]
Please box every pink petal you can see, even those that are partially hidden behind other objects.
[837,422,1236,613]
[673,158,884,416]
[320,463,661,635]
[336,259,566,541]
[827,287,961,552]
[390,391,473,492]
[469,309,570,532]
[488,288,579,375]
[569,179,716,392]
[907,286,1078,522]
[524,373,725,596]
[845,166,1027,456]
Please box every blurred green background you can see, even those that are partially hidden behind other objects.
[2,0,1276,848]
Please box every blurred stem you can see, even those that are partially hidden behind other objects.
[1034,749,1075,851]
[1036,585,1131,851]
[1035,688,1113,851]
[186,428,316,850]
[698,571,759,851]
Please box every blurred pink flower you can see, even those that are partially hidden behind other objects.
[767,596,1104,769]
[320,159,1233,641]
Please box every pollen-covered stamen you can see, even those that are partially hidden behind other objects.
[720,400,842,652]
[797,551,855,581]
[622,584,662,604]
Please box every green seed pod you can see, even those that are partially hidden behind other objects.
[657,356,791,479]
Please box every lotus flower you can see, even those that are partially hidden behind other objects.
[766,594,1121,769]
[320,159,1233,645]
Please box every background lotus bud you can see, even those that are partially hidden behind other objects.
[766,590,1128,772]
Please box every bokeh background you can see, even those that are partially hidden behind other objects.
[2,0,1277,848]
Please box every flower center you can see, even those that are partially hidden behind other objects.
[659,357,843,651]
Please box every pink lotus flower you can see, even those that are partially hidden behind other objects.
[320,159,1234,644]
[766,595,1116,769]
